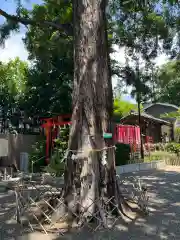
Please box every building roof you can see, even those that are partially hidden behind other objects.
[120,111,171,125]
[143,102,179,111]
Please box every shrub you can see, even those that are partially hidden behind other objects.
[29,126,70,174]
[165,142,180,155]
[45,150,65,176]
[115,143,131,166]
[174,127,180,142]
[29,137,46,172]
[44,126,69,176]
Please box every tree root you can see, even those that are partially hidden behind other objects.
[18,176,148,233]
[22,195,145,232]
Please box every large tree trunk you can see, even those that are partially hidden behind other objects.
[64,0,116,219]
[52,0,135,226]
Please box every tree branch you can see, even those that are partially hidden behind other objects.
[0,8,72,35]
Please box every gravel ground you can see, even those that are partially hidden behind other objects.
[0,166,180,240]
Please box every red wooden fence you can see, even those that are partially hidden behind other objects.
[114,125,141,145]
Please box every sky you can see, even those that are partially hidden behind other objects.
[0,0,42,62]
[0,0,169,103]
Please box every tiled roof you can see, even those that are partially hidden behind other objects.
[120,111,171,125]
[143,102,179,110]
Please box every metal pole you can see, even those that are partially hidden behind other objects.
[136,59,144,160]
[137,94,144,160]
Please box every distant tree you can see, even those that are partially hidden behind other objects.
[0,58,28,132]
[153,60,180,105]
[110,0,180,101]
[113,97,138,121]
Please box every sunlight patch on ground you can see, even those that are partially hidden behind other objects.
[115,224,128,232]
[172,202,180,207]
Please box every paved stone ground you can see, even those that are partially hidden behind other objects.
[0,166,180,240]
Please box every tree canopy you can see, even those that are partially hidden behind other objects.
[109,0,180,99]
[0,0,179,123]
[0,58,28,131]
[0,0,179,107]
[152,60,180,105]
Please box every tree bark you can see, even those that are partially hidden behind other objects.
[63,0,116,218]
[53,0,129,225]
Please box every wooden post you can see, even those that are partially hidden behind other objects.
[15,191,21,224]
[4,168,6,180]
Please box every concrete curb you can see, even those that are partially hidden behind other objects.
[116,160,166,174]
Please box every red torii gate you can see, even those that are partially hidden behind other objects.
[41,114,71,163]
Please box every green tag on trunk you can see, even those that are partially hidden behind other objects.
[103,132,112,139]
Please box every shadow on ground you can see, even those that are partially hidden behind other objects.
[0,167,180,240]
